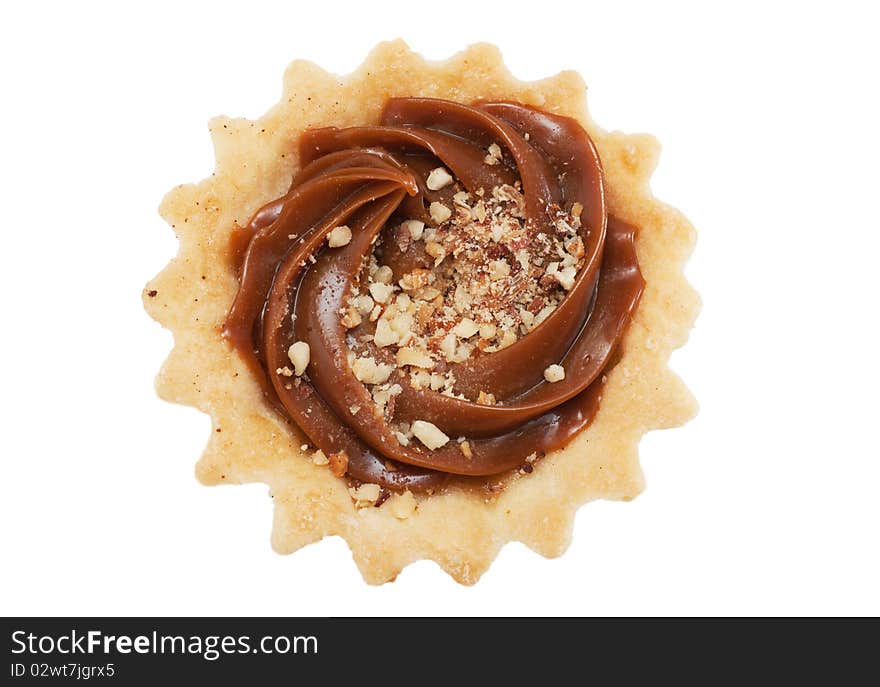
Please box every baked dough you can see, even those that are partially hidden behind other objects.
[144,40,699,584]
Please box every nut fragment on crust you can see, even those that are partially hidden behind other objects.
[349,483,381,506]
[389,490,417,519]
[426,167,454,190]
[411,420,450,449]
[459,440,473,459]
[327,225,352,247]
[429,201,452,224]
[401,219,424,240]
[328,451,348,477]
[544,364,565,383]
[287,341,310,376]
[312,449,329,466]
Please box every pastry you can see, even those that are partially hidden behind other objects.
[144,41,699,584]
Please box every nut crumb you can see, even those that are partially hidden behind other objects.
[287,341,310,376]
[349,483,381,506]
[544,364,565,383]
[402,219,424,240]
[327,225,352,247]
[328,451,349,477]
[426,167,454,190]
[389,490,417,519]
[429,201,452,224]
[411,420,450,450]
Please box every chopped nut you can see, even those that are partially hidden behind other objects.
[276,366,294,377]
[396,347,435,369]
[373,319,400,348]
[327,225,352,247]
[544,364,565,383]
[484,142,502,165]
[287,341,310,376]
[459,440,473,459]
[354,294,375,315]
[571,202,583,220]
[546,261,577,290]
[340,307,362,329]
[565,235,585,260]
[312,449,329,466]
[399,268,431,291]
[439,332,457,360]
[389,490,417,519]
[368,282,395,303]
[496,329,517,350]
[476,390,496,406]
[411,420,450,450]
[489,259,511,281]
[402,219,425,240]
[453,318,480,339]
[374,265,394,284]
[328,451,348,477]
[424,241,446,265]
[452,191,471,206]
[479,323,497,339]
[429,201,452,224]
[426,167,454,191]
[351,356,394,384]
[389,310,414,338]
[394,431,410,446]
[349,405,361,415]
[349,483,381,505]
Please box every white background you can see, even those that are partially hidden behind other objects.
[2,1,878,616]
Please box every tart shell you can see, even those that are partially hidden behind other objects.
[144,40,699,585]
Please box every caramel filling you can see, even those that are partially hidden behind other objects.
[224,98,644,492]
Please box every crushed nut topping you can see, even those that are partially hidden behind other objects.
[336,178,585,449]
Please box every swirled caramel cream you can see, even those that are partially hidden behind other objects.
[224,98,644,493]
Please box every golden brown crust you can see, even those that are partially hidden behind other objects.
[143,40,699,585]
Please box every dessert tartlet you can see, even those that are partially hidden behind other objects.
[144,41,698,584]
